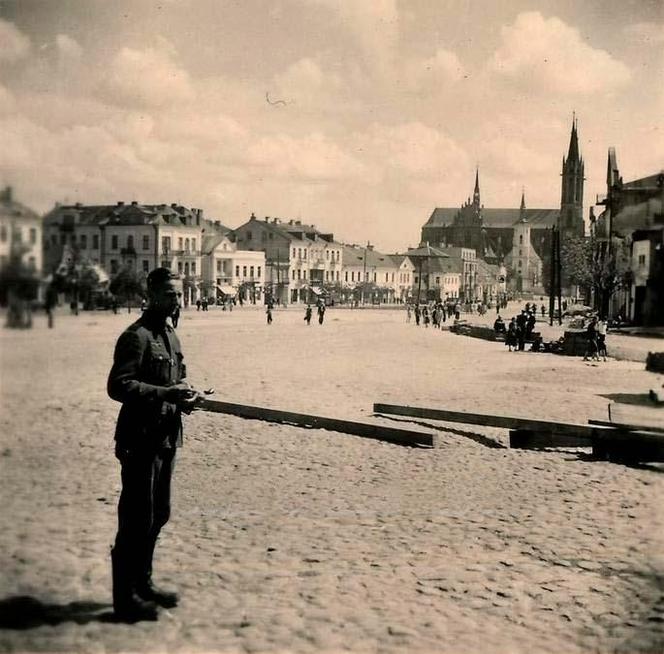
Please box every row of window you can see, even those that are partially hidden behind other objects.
[160,236,197,254]
[0,254,37,269]
[0,225,38,244]
[235,265,262,279]
[290,247,341,262]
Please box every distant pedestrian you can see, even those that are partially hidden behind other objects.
[596,318,608,361]
[406,304,412,323]
[201,298,208,312]
[45,284,57,329]
[317,303,326,325]
[506,319,517,352]
[266,306,273,325]
[541,304,546,317]
[583,317,599,361]
[422,306,429,327]
[196,299,201,311]
[304,305,312,325]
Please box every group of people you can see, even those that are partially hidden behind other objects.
[494,308,539,352]
[407,301,453,327]
[303,301,326,325]
[583,315,608,361]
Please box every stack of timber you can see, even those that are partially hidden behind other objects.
[373,403,664,463]
[196,398,434,448]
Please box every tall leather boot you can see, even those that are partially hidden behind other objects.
[135,537,179,608]
[111,547,159,622]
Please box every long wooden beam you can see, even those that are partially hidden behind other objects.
[373,403,603,438]
[196,399,434,447]
[588,419,664,437]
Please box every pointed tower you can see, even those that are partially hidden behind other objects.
[473,168,481,208]
[512,189,533,292]
[559,116,585,238]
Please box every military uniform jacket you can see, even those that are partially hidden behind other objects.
[108,311,186,452]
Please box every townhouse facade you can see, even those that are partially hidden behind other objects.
[42,201,227,305]
[201,234,266,304]
[0,186,42,274]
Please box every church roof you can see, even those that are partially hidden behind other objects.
[425,207,559,229]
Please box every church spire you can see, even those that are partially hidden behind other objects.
[567,114,580,164]
[473,168,480,206]
[519,188,527,221]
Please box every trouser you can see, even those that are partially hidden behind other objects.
[114,447,176,594]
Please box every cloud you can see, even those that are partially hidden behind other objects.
[403,49,466,91]
[623,21,664,45]
[489,11,631,94]
[0,19,30,63]
[103,44,194,108]
[55,34,83,59]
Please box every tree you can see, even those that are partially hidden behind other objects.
[561,234,629,315]
[110,267,146,312]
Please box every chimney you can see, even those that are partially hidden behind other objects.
[171,203,177,208]
[214,220,220,227]
[295,220,301,225]
[289,219,294,225]
[272,218,278,224]
[75,202,82,208]
[0,186,12,203]
[117,201,125,206]
[250,212,256,221]
[131,200,138,206]
[264,216,268,222]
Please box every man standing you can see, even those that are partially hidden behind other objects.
[108,268,199,622]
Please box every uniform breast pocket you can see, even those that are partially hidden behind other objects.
[147,343,172,383]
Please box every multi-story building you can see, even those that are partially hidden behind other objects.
[42,201,226,305]
[0,186,42,274]
[389,255,416,302]
[201,233,266,304]
[593,149,664,325]
[339,244,401,303]
[232,214,343,304]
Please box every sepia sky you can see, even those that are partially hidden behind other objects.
[0,0,662,251]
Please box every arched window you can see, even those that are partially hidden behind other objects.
[519,235,523,245]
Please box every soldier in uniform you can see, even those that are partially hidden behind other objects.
[107,268,199,622]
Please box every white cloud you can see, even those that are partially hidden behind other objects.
[103,44,194,108]
[489,11,631,94]
[403,48,466,91]
[55,34,83,59]
[246,132,366,182]
[0,19,30,63]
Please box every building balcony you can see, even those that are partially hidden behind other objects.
[120,246,137,256]
[170,249,201,257]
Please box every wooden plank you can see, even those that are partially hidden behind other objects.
[509,429,592,450]
[373,403,605,438]
[196,398,434,447]
[592,438,664,463]
[588,419,664,436]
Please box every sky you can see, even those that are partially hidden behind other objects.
[0,0,662,252]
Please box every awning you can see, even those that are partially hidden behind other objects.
[216,284,236,295]
[309,286,327,296]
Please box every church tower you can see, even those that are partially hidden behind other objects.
[559,117,585,238]
[472,168,481,208]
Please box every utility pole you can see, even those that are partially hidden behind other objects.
[549,226,556,326]
[362,242,368,305]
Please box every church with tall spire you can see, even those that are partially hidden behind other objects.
[420,118,585,292]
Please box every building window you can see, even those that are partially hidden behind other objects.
[143,235,150,250]
[638,254,646,267]
[247,231,252,241]
[184,262,190,275]
[110,259,118,274]
[143,260,149,272]
[192,238,196,252]
[243,265,247,277]
[292,248,296,258]
[236,265,240,277]
[519,235,523,245]
[110,235,118,249]
[373,272,376,282]
[257,266,261,278]
[29,228,37,244]
[162,236,171,253]
[93,234,99,249]
[178,237,183,251]
[178,262,183,274]
[250,265,254,278]
[297,269,301,280]
[13,228,22,243]
[345,271,348,282]
[217,260,222,273]
[191,262,196,275]
[80,234,87,249]
[351,271,355,282]
[303,269,307,279]
[184,238,190,252]
[292,269,295,280]
[385,273,388,282]
[436,276,440,284]
[127,235,134,249]
[336,271,339,281]
[303,250,307,260]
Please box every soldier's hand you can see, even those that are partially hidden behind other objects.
[164,382,196,403]
[178,389,202,414]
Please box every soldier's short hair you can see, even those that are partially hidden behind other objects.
[147,267,175,292]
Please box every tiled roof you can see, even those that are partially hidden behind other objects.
[425,207,559,228]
